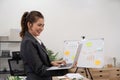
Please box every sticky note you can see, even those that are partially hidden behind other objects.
[71,55,75,60]
[95,60,101,65]
[86,42,92,47]
[64,50,70,56]
[97,48,103,51]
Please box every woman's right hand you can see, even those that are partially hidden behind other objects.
[51,60,66,67]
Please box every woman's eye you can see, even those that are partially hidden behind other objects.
[38,24,44,27]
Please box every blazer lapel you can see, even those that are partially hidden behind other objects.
[25,31,48,54]
[37,43,48,54]
[36,42,51,66]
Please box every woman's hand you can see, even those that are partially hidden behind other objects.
[51,60,66,67]
[72,61,77,68]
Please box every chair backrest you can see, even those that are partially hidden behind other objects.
[8,51,26,76]
[12,51,21,60]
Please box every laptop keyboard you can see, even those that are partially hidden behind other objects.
[59,63,72,67]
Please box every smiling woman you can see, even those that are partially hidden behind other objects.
[19,11,68,80]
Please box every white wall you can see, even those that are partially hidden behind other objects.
[0,0,120,62]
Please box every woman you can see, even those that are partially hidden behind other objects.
[20,11,68,80]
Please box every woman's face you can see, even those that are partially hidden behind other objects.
[28,18,44,37]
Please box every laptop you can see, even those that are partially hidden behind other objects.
[47,43,82,70]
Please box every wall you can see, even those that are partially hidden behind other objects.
[0,0,120,63]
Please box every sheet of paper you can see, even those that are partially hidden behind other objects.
[66,73,84,79]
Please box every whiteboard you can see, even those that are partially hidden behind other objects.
[63,38,104,68]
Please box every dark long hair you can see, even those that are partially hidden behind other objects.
[20,11,44,39]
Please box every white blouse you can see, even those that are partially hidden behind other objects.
[34,37,42,45]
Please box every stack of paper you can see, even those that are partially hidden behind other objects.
[65,73,84,79]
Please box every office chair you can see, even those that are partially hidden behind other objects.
[8,51,26,76]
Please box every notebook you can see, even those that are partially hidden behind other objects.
[47,43,82,70]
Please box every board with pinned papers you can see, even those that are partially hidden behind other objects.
[77,38,104,68]
[63,38,104,68]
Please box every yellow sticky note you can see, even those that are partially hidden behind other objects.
[95,60,101,65]
[64,51,70,56]
[86,42,92,47]
[71,55,75,60]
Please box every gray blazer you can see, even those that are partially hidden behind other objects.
[20,31,68,80]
